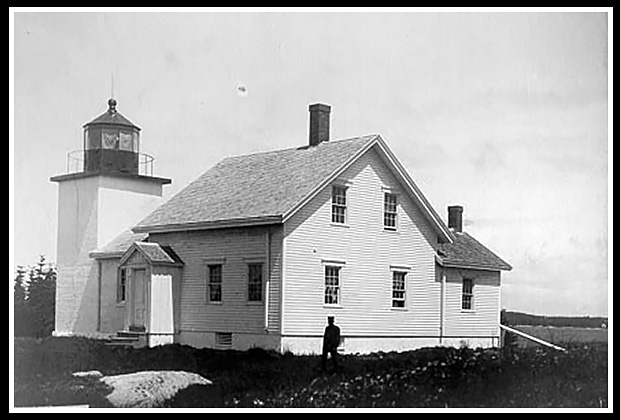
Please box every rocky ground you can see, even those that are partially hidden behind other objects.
[13,337,608,408]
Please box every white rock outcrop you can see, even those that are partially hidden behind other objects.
[73,370,212,408]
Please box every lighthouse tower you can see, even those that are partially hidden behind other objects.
[50,98,171,336]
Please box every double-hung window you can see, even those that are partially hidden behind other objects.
[392,271,407,308]
[248,263,264,302]
[384,192,398,229]
[324,265,341,305]
[207,264,223,303]
[462,278,474,310]
[331,186,347,224]
[117,268,127,303]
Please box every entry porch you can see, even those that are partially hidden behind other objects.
[113,242,183,347]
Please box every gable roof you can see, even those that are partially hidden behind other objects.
[133,135,454,242]
[120,242,184,266]
[134,135,375,230]
[437,231,512,271]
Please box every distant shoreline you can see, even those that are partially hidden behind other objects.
[502,310,608,329]
[513,325,608,331]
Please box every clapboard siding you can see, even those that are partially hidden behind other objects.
[283,146,440,336]
[443,267,500,337]
[149,226,282,334]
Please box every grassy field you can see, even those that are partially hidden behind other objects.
[512,326,608,348]
[13,337,608,408]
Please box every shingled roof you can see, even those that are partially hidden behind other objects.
[437,231,512,271]
[89,230,149,258]
[134,135,379,232]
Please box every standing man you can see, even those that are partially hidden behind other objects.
[321,316,341,372]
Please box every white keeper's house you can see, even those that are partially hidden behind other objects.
[51,99,511,353]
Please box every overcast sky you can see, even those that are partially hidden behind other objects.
[11,11,609,316]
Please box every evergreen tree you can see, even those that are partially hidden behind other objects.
[13,265,27,304]
[27,256,57,337]
[13,256,56,337]
[13,265,31,336]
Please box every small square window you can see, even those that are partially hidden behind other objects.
[215,332,232,347]
[119,131,135,151]
[102,129,119,149]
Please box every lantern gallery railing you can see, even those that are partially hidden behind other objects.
[66,150,156,177]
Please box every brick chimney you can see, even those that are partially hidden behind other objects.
[448,205,463,233]
[308,103,331,146]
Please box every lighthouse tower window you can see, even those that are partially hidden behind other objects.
[119,131,135,151]
[102,128,119,149]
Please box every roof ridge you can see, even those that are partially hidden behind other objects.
[220,134,380,161]
[132,133,385,233]
[134,241,157,246]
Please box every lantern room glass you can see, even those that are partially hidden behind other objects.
[85,127,139,152]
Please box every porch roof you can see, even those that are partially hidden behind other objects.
[119,241,184,267]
